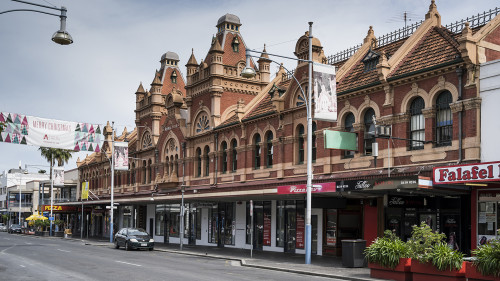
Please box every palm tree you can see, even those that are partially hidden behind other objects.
[38,147,73,180]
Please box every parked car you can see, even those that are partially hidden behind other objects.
[8,224,22,234]
[114,228,154,251]
[0,223,6,232]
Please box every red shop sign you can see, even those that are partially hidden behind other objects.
[433,161,500,185]
[277,182,336,194]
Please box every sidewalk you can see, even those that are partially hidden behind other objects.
[65,236,378,281]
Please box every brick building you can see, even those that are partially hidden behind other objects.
[74,2,500,256]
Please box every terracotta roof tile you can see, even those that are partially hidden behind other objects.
[390,27,461,78]
[217,114,239,128]
[244,94,274,120]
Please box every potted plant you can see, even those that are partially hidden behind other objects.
[53,219,65,237]
[466,238,500,281]
[365,230,412,281]
[408,222,465,281]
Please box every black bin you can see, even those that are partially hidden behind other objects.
[341,239,366,267]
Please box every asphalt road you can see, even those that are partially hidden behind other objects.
[0,232,343,281]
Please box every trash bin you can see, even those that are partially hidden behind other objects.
[342,239,366,267]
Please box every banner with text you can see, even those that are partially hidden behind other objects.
[0,112,104,152]
[113,142,129,170]
[313,63,337,122]
[53,167,64,186]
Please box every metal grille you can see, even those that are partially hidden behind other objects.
[409,97,425,150]
[436,91,453,147]
[327,43,362,65]
[444,7,500,33]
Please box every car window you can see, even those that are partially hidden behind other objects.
[128,229,148,236]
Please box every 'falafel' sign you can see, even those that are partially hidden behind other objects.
[433,161,500,184]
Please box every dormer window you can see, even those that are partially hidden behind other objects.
[362,50,380,72]
[171,71,177,84]
[232,37,240,52]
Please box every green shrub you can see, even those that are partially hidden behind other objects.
[473,239,500,277]
[428,242,464,271]
[365,230,410,269]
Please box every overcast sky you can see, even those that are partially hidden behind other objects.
[0,0,498,174]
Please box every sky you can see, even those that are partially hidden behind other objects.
[0,0,498,174]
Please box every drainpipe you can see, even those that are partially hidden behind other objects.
[456,67,463,164]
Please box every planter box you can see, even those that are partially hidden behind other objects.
[54,231,64,237]
[411,260,465,281]
[465,261,500,281]
[368,258,412,281]
[35,231,50,237]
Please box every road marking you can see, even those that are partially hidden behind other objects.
[115,260,142,267]
[20,265,25,268]
[57,249,71,253]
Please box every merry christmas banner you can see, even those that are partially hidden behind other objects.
[0,112,104,152]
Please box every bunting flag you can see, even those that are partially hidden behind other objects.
[313,63,337,122]
[0,112,104,152]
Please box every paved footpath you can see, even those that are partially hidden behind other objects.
[57,236,382,281]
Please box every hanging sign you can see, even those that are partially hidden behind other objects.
[113,142,129,170]
[53,167,64,186]
[433,161,500,184]
[277,182,336,194]
[81,181,89,200]
[313,63,337,122]
[0,112,104,152]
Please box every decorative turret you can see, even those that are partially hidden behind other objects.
[135,82,146,104]
[186,49,198,76]
[258,44,271,83]
[150,71,162,95]
[294,31,325,65]
[216,13,241,34]
[425,0,441,26]
[160,51,180,69]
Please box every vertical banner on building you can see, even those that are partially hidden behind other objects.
[0,112,104,152]
[81,181,89,200]
[313,63,337,121]
[53,167,64,186]
[113,142,129,170]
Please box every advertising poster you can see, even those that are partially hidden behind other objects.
[114,141,129,170]
[313,63,337,122]
[53,167,64,186]
[296,212,305,249]
[263,213,271,246]
[0,112,104,152]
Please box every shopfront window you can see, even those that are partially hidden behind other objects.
[478,201,499,244]
[276,201,285,247]
[155,204,166,236]
[122,206,133,228]
[208,205,218,244]
[325,209,337,248]
[208,203,236,245]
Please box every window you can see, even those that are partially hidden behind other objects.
[364,108,375,155]
[436,91,453,147]
[196,114,210,134]
[196,148,202,177]
[170,71,177,84]
[232,37,240,52]
[298,124,305,164]
[254,134,261,169]
[231,139,237,172]
[142,160,147,184]
[265,132,273,168]
[221,141,228,173]
[362,50,380,72]
[204,146,210,176]
[142,132,152,148]
[410,97,425,150]
[312,122,317,162]
[344,113,356,158]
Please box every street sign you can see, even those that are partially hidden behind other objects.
[49,216,54,221]
[105,206,117,210]
[323,130,357,150]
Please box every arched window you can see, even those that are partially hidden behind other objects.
[204,146,210,176]
[254,134,261,169]
[170,71,177,84]
[410,97,425,150]
[221,141,228,173]
[196,148,202,177]
[142,132,152,149]
[344,113,356,158]
[312,122,317,162]
[364,108,375,156]
[298,124,305,164]
[195,113,210,134]
[436,91,453,147]
[142,160,147,184]
[148,159,153,183]
[231,139,238,172]
[265,131,273,168]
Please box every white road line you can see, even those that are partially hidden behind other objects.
[115,260,142,267]
[57,249,71,253]
[20,265,25,268]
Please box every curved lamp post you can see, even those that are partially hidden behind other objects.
[241,22,314,264]
[1,0,73,45]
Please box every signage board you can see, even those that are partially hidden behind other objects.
[323,130,357,151]
[336,176,419,192]
[433,161,500,184]
[277,182,336,194]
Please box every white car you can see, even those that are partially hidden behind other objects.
[0,223,6,232]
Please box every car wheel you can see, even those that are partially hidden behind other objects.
[149,247,153,251]
[114,241,119,249]
[125,241,130,251]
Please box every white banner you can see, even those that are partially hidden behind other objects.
[0,112,104,152]
[114,142,129,170]
[53,167,65,186]
[313,63,337,122]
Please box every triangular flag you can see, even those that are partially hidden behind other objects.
[89,125,95,134]
[96,126,101,134]
[5,134,11,143]
[95,144,100,153]
[74,143,80,151]
[0,113,5,123]
[75,124,81,132]
[88,143,94,151]
[20,136,27,145]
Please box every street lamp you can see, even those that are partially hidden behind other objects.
[242,22,314,264]
[1,0,73,45]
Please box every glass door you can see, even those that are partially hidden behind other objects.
[285,200,296,253]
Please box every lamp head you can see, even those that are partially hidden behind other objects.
[241,66,256,78]
[52,30,73,45]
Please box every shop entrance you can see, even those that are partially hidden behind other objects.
[209,203,236,247]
